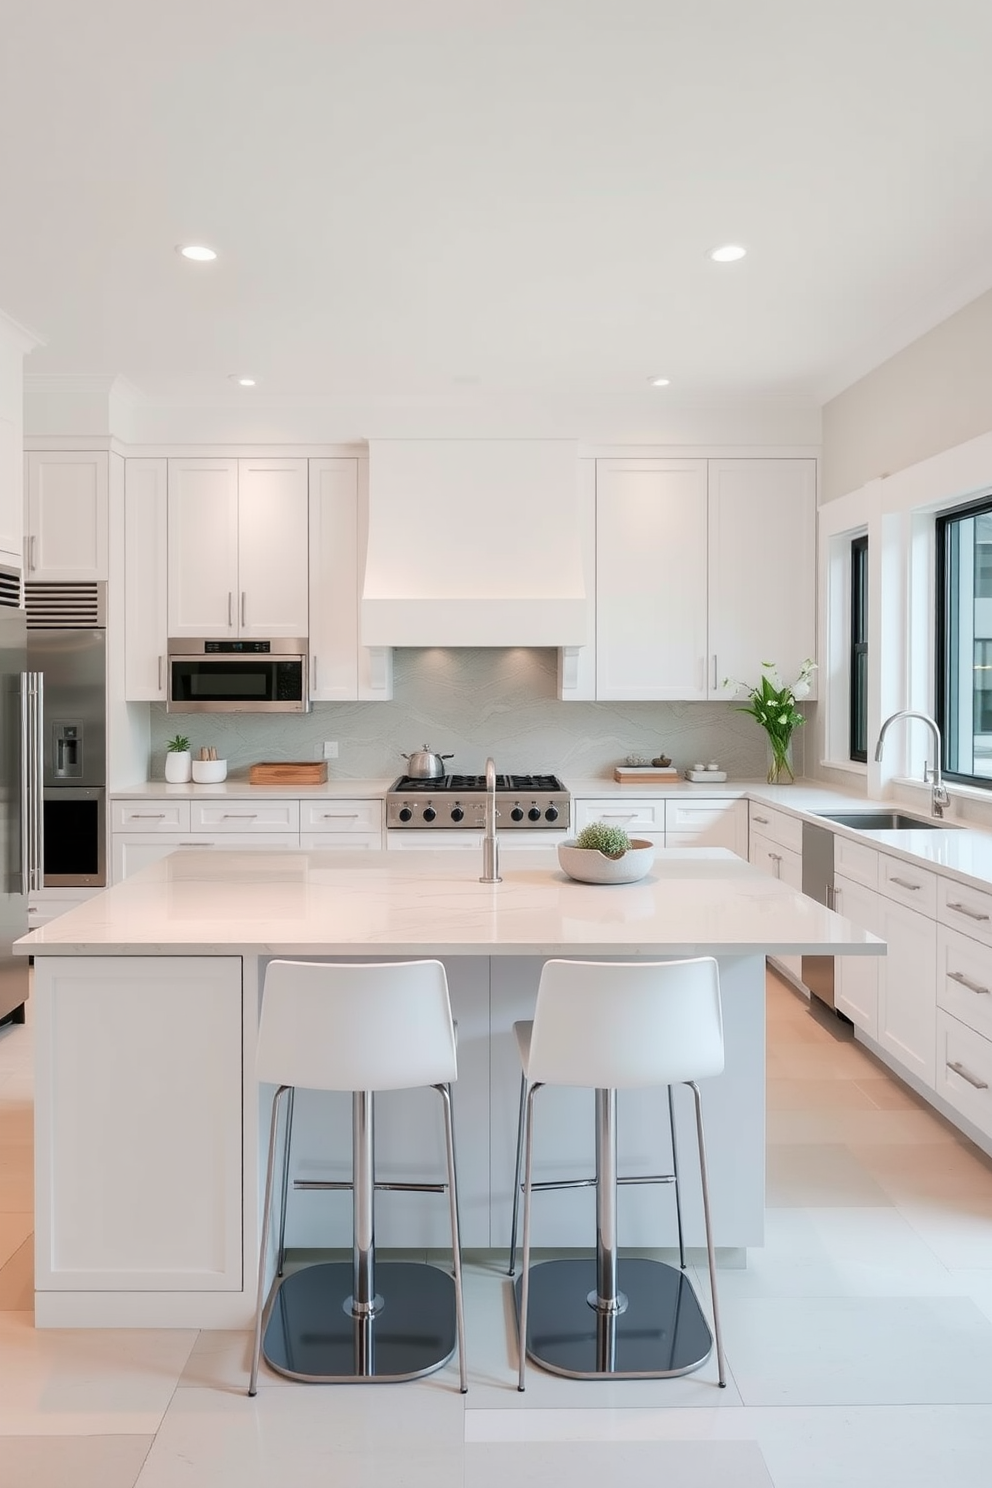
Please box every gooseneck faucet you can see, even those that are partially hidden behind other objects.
[479,756,502,883]
[874,710,950,819]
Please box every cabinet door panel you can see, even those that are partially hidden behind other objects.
[596,460,708,699]
[0,415,22,566]
[237,458,309,637]
[124,458,168,699]
[167,459,238,636]
[26,451,108,581]
[833,875,880,1037]
[309,458,360,699]
[877,895,937,1086]
[708,459,815,699]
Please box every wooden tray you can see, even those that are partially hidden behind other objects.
[613,767,680,783]
[249,761,328,785]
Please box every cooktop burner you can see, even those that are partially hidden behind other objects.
[386,773,569,829]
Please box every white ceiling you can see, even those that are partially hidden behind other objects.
[3,0,992,416]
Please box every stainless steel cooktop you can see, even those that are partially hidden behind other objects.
[386,773,569,829]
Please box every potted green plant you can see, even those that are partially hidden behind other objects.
[164,733,192,784]
[558,820,656,884]
[724,659,817,784]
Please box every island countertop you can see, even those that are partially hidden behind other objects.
[17,845,884,959]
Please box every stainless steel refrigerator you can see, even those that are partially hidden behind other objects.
[0,593,28,1024]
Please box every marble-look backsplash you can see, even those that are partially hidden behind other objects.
[149,648,807,782]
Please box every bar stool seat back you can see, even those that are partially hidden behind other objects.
[525,957,724,1089]
[257,958,457,1092]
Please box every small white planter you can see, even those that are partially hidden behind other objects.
[191,759,228,784]
[557,838,656,884]
[164,750,192,784]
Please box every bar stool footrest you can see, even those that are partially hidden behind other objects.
[515,1257,713,1380]
[263,1261,457,1383]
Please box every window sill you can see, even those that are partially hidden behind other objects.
[818,759,868,776]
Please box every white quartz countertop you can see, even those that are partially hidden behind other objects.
[112,777,394,799]
[16,847,883,959]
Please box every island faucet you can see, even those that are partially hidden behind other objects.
[479,756,502,883]
[874,710,950,818]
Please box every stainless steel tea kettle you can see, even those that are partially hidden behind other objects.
[400,745,453,779]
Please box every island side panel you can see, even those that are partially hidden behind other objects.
[34,955,244,1327]
[489,955,765,1253]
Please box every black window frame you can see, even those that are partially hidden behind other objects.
[849,535,868,763]
[936,491,992,788]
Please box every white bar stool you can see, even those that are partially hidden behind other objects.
[248,958,467,1394]
[508,956,727,1388]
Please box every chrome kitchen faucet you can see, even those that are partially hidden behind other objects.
[480,756,502,883]
[874,710,950,819]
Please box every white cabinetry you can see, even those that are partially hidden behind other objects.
[833,872,880,1037]
[708,459,816,698]
[876,853,937,1087]
[595,459,708,700]
[300,798,383,851]
[34,956,243,1295]
[666,798,746,855]
[25,451,109,581]
[167,458,308,639]
[591,457,815,701]
[747,802,804,980]
[572,797,665,847]
[0,415,22,568]
[934,878,992,1140]
[124,458,168,700]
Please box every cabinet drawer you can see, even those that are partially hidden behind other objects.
[747,803,803,854]
[749,830,802,889]
[937,877,992,949]
[301,800,383,835]
[878,852,937,916]
[937,925,992,1041]
[666,799,745,853]
[113,800,191,832]
[301,832,382,851]
[190,801,300,833]
[573,798,664,834]
[833,835,878,890]
[935,1010,992,1139]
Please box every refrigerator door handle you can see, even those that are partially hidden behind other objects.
[23,671,44,892]
[19,674,30,894]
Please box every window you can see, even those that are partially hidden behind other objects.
[850,535,868,762]
[936,496,992,783]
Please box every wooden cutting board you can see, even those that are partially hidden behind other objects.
[249,761,328,785]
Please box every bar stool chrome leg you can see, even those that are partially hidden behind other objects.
[276,1086,295,1277]
[507,1069,527,1275]
[249,1083,291,1396]
[668,1084,686,1270]
[437,1082,468,1393]
[689,1081,727,1388]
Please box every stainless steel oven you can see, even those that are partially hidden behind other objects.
[168,639,309,712]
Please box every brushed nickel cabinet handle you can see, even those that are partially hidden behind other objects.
[752,815,770,825]
[948,1060,989,1091]
[948,970,991,996]
[30,534,37,572]
[130,812,168,819]
[312,655,318,692]
[227,591,233,627]
[158,655,164,692]
[947,900,991,923]
[221,813,258,819]
[890,876,923,891]
[241,591,246,627]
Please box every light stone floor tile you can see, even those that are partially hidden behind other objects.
[766,1078,880,1112]
[719,1294,992,1406]
[766,1107,960,1146]
[0,1211,32,1270]
[0,1434,153,1488]
[765,1144,893,1207]
[0,1236,33,1310]
[895,1199,992,1270]
[0,1313,197,1436]
[850,1138,992,1201]
[463,1438,774,1487]
[853,1075,926,1110]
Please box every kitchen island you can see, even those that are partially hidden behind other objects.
[18,845,883,1328]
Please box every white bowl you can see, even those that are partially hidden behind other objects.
[557,838,656,884]
[191,759,228,784]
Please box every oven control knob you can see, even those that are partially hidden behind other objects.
[451,806,464,822]
[528,806,542,822]
[511,807,524,822]
[545,805,559,822]
[398,807,412,822]
[423,806,437,823]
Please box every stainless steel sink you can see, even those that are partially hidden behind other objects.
[814,810,961,831]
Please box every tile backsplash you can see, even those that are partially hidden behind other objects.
[149,647,799,782]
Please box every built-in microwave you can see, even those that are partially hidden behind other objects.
[167,639,309,712]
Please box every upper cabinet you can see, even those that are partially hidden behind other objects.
[0,417,23,570]
[25,451,109,581]
[708,458,816,698]
[167,457,308,639]
[124,458,168,701]
[593,456,816,701]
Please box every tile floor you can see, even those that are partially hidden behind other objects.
[3,969,992,1485]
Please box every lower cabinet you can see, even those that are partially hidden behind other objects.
[573,795,744,853]
[34,956,243,1293]
[748,812,803,981]
[832,873,880,1038]
[876,889,937,1088]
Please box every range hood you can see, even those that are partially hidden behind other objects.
[361,440,590,648]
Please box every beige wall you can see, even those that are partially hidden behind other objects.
[822,287,992,503]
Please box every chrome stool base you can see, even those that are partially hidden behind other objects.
[263,1261,458,1384]
[514,1257,713,1380]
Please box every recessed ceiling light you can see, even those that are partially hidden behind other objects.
[648,376,671,387]
[177,244,217,262]
[229,375,256,387]
[708,244,747,263]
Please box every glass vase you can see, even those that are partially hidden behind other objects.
[765,736,794,785]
